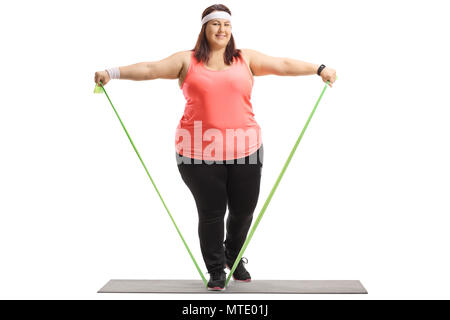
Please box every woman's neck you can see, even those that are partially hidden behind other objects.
[209,48,226,60]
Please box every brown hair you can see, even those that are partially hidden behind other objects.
[191,4,241,65]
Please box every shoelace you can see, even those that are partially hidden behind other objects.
[226,257,248,269]
[235,257,248,271]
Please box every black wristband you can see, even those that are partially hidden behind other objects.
[317,64,326,76]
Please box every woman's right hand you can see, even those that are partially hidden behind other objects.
[94,70,111,86]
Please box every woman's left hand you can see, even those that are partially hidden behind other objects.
[320,67,337,87]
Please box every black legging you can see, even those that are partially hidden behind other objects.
[176,145,264,273]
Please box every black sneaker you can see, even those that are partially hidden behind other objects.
[226,257,251,282]
[207,270,226,291]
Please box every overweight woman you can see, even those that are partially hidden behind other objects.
[94,4,337,291]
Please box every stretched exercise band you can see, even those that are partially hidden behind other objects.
[225,78,337,286]
[94,81,208,286]
[94,77,336,289]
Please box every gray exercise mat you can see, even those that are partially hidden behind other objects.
[98,279,367,294]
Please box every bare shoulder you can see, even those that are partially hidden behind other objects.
[180,50,193,69]
[240,48,267,62]
[240,48,285,77]
[240,48,252,63]
[169,50,191,67]
[241,48,261,61]
[181,50,193,60]
[240,49,254,74]
[148,50,189,80]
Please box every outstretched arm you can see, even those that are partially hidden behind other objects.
[119,51,185,81]
[95,51,185,86]
[244,48,337,87]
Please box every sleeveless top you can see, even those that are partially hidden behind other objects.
[175,50,262,161]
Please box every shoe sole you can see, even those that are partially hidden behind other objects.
[225,264,252,282]
[207,286,225,291]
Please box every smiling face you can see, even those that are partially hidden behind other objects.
[205,16,232,49]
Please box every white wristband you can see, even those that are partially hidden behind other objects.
[106,67,120,79]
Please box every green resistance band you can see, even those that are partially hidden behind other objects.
[225,77,337,286]
[94,81,208,287]
[95,76,336,289]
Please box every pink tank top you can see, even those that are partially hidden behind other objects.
[175,51,262,161]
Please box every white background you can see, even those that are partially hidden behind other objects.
[1,0,449,300]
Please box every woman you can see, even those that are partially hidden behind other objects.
[94,4,337,291]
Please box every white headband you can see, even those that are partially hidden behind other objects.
[201,11,232,25]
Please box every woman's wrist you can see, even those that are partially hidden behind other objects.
[316,64,326,76]
[105,67,120,80]
[311,64,320,75]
